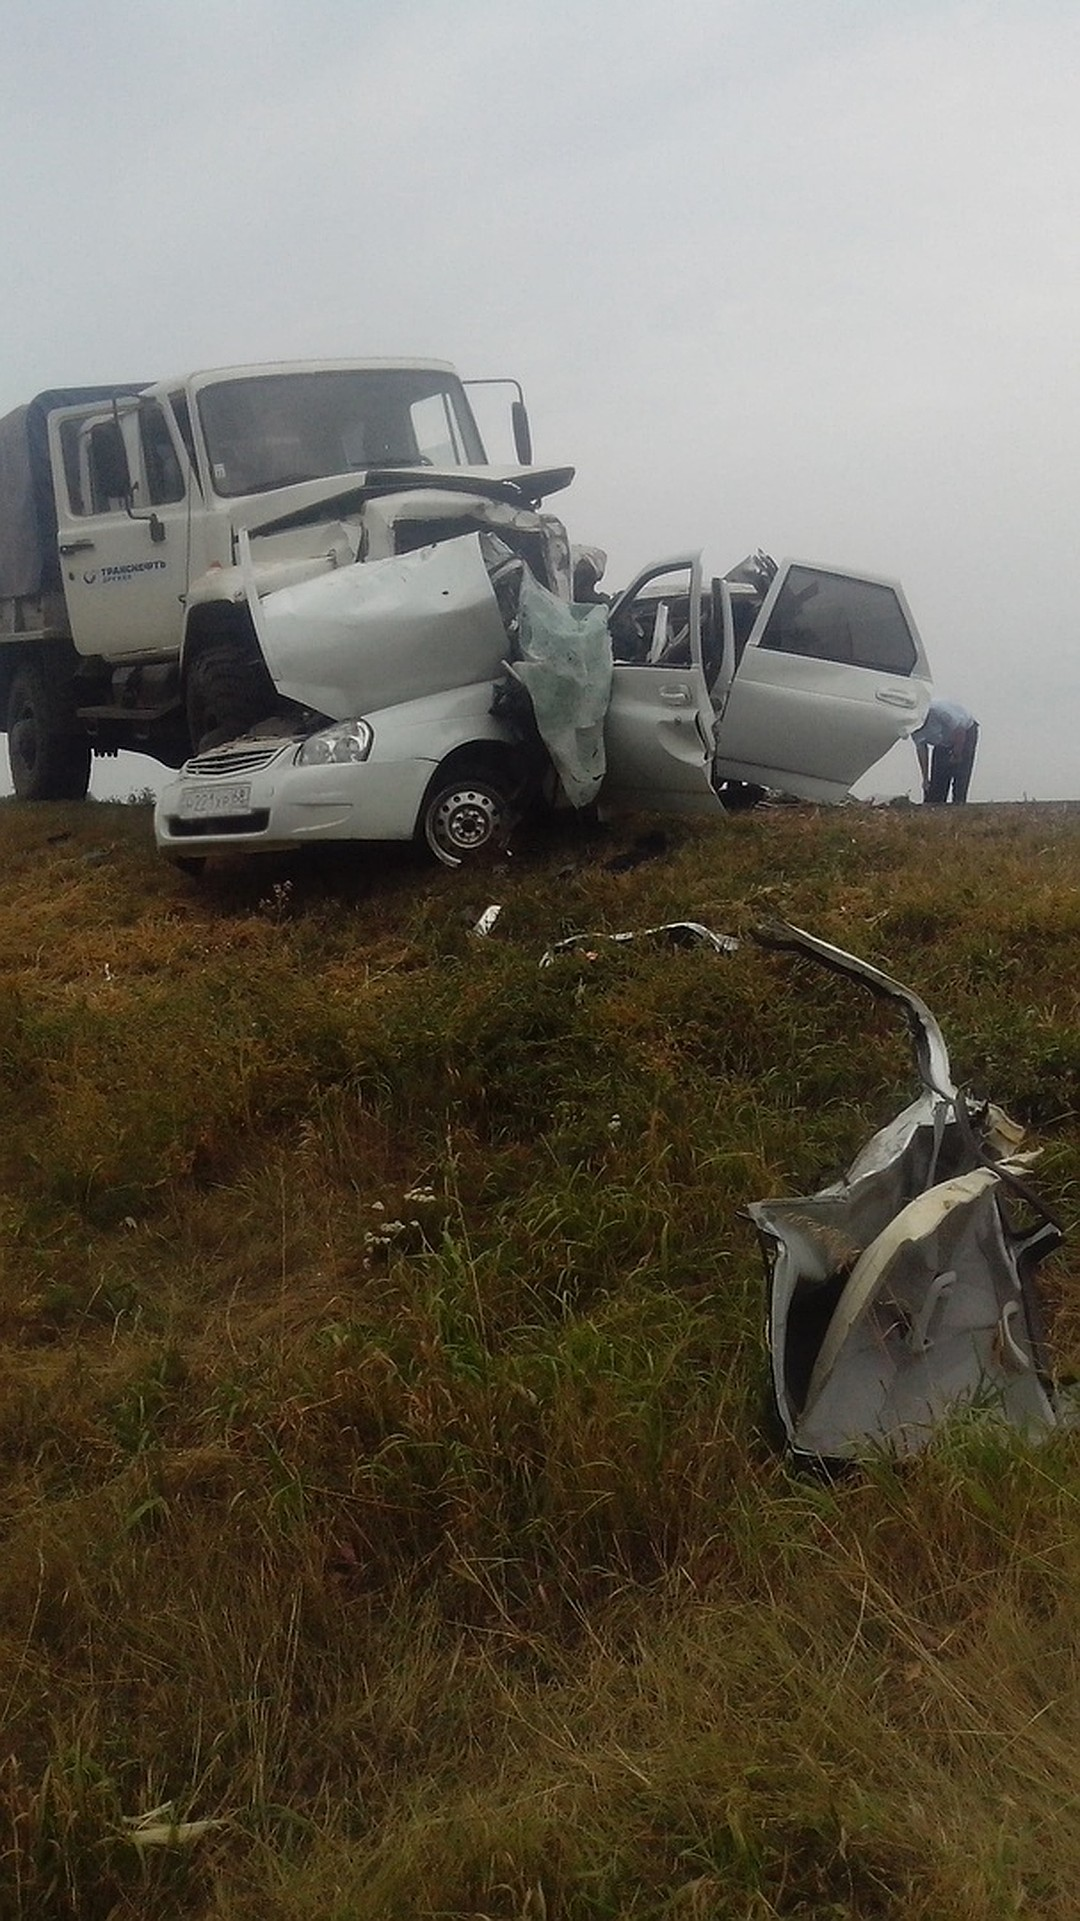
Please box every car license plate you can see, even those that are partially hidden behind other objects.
[176,782,252,819]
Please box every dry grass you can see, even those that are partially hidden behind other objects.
[0,795,1079,1917]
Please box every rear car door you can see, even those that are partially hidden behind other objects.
[601,555,720,813]
[711,561,931,800]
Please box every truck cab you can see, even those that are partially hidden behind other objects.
[0,360,562,797]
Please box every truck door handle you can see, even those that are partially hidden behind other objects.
[659,684,693,704]
[58,539,95,555]
[875,689,919,708]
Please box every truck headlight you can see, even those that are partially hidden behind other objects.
[295,720,374,766]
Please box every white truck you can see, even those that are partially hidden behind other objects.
[0,360,570,797]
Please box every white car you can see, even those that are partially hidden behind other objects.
[154,546,931,866]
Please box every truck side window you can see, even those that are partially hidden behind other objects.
[59,419,87,515]
[139,401,185,505]
[88,420,132,512]
[168,393,200,477]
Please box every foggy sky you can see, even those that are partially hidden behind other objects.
[4,0,1079,802]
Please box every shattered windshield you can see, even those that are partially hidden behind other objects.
[197,369,487,497]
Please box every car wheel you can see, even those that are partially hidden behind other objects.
[421,767,514,867]
[186,641,277,754]
[717,780,766,813]
[7,661,92,800]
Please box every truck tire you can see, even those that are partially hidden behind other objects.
[186,642,277,754]
[421,764,515,867]
[7,661,92,801]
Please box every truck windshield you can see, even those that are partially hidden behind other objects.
[197,369,487,497]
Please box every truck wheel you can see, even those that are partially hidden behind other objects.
[186,642,277,754]
[421,766,515,867]
[7,662,92,801]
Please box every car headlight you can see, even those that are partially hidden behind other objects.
[295,720,374,766]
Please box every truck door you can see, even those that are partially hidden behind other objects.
[710,561,931,801]
[601,555,721,813]
[48,399,195,661]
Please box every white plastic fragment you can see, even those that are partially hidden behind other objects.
[122,1804,227,1848]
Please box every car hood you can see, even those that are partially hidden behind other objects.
[243,530,510,721]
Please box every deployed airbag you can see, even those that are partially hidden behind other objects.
[508,572,613,807]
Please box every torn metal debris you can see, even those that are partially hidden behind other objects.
[749,923,1070,1468]
[539,921,740,966]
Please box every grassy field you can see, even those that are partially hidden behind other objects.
[1,795,1079,1920]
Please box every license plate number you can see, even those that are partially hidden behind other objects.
[177,782,252,818]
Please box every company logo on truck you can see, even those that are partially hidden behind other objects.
[82,560,169,586]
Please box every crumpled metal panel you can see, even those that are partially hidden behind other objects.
[749,922,1068,1468]
[245,531,509,722]
[540,921,739,966]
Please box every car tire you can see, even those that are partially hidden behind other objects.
[7,661,92,801]
[186,641,277,754]
[718,780,766,813]
[421,766,515,867]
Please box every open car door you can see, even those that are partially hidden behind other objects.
[711,561,931,801]
[601,554,721,814]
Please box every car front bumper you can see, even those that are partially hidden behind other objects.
[154,738,436,857]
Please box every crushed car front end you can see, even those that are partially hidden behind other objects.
[153,684,524,862]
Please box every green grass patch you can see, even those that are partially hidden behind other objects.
[0,799,1079,1916]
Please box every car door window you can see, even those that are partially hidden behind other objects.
[611,590,694,667]
[757,567,918,675]
[610,596,656,662]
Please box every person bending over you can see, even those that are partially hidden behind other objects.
[912,697,979,804]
